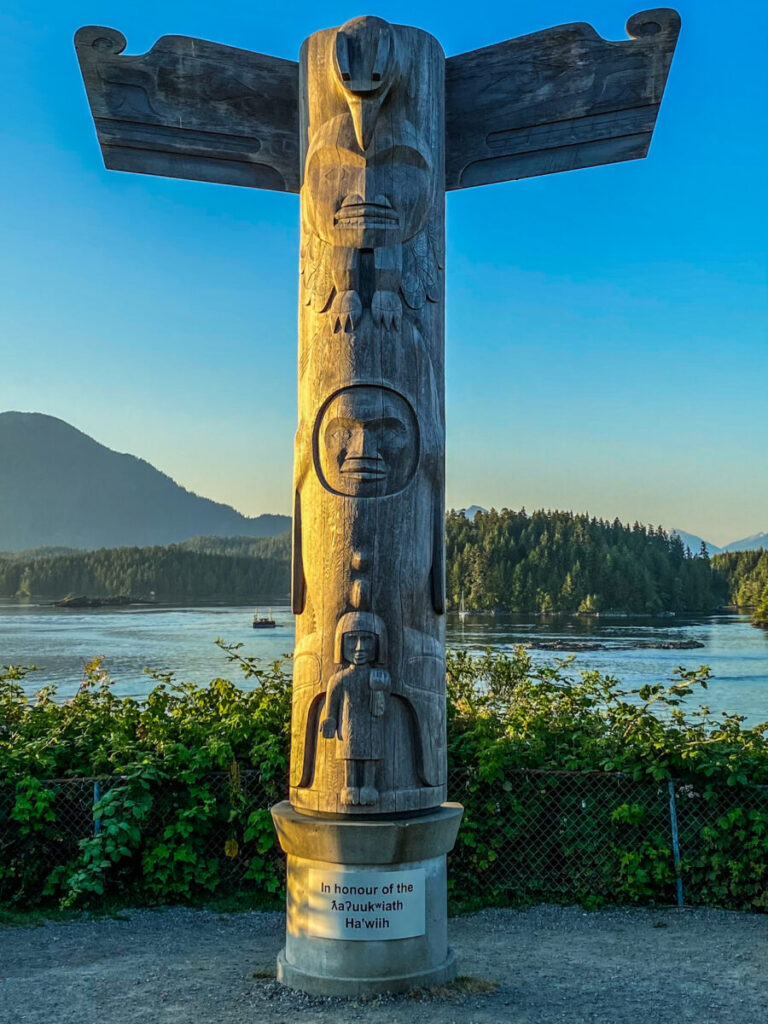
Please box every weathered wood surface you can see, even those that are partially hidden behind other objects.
[290,17,447,815]
[74,10,681,819]
[445,8,680,189]
[74,26,300,191]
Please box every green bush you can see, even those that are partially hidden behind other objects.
[446,649,768,909]
[1,645,767,911]
[0,646,290,908]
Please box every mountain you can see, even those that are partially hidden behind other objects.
[668,529,767,556]
[670,529,722,557]
[0,412,290,551]
[457,505,488,520]
[722,532,768,553]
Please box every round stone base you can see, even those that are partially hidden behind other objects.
[271,801,463,997]
[276,946,457,997]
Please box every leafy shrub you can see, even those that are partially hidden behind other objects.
[0,646,289,907]
[1,645,767,911]
[445,648,768,910]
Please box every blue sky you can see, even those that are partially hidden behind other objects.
[1,0,766,545]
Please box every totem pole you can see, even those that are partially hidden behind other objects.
[75,9,680,995]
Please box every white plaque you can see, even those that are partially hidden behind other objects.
[306,867,426,940]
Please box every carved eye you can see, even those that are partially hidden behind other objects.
[327,422,352,449]
[371,145,429,171]
[380,418,407,447]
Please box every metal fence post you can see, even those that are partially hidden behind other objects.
[93,780,102,836]
[667,779,684,908]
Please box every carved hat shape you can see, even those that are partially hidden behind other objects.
[315,385,419,498]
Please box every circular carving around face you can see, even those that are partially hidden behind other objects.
[314,385,419,498]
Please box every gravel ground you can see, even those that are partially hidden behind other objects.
[1,905,766,1024]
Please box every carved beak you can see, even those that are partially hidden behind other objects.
[333,16,397,151]
[347,97,380,152]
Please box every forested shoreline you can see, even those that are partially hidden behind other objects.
[0,534,290,603]
[446,509,721,614]
[1,510,766,619]
[712,548,768,625]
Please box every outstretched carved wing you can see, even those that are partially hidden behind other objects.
[445,8,680,190]
[74,27,300,192]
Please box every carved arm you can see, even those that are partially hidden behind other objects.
[320,669,344,738]
[369,668,391,717]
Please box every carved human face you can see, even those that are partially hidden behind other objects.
[316,386,418,497]
[304,115,434,249]
[342,630,377,665]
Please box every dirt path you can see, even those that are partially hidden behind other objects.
[1,905,766,1024]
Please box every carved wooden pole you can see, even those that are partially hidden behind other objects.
[74,8,680,996]
[290,17,447,817]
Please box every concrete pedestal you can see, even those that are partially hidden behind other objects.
[271,801,463,996]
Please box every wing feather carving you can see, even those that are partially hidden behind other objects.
[74,26,300,192]
[445,8,680,190]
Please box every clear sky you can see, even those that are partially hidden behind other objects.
[1,0,766,546]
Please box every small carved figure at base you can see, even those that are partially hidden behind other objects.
[320,613,391,809]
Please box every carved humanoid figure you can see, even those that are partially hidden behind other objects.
[320,612,391,807]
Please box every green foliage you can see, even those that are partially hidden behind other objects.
[446,509,725,614]
[713,548,768,626]
[2,647,768,912]
[445,646,768,909]
[0,646,290,908]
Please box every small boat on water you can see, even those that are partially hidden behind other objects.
[252,608,276,629]
[459,590,468,622]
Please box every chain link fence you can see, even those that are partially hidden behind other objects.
[447,768,768,909]
[2,769,767,909]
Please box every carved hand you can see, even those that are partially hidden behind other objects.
[320,717,338,739]
[369,668,391,691]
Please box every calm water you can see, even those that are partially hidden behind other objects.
[1,603,767,723]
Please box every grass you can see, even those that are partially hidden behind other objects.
[0,902,132,930]
[0,891,283,929]
[406,975,499,1001]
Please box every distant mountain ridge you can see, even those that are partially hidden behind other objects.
[458,505,488,520]
[670,530,722,557]
[672,528,767,556]
[722,531,768,553]
[0,412,290,551]
[2,412,763,555]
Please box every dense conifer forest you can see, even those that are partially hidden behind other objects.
[1,511,765,618]
[712,549,768,625]
[0,535,290,602]
[446,509,722,614]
